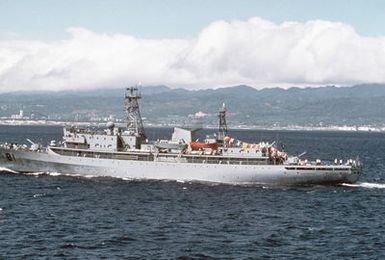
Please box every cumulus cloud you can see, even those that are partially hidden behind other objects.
[1,17,385,92]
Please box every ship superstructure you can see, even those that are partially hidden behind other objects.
[124,87,146,143]
[0,87,362,185]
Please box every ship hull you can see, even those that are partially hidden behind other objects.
[0,148,360,185]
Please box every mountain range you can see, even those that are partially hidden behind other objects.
[1,84,385,127]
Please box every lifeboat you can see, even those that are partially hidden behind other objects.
[190,142,218,150]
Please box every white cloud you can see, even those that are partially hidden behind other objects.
[1,17,385,92]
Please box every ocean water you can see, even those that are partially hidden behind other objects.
[1,125,385,259]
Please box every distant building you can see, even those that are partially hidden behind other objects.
[11,110,26,119]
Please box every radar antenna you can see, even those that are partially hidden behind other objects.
[218,103,227,142]
[124,86,146,140]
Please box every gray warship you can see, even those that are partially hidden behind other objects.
[0,87,362,185]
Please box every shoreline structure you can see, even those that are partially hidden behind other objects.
[0,119,384,133]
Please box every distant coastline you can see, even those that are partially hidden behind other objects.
[1,84,385,129]
[1,119,384,133]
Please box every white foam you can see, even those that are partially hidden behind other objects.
[0,167,19,173]
[342,182,385,189]
[25,172,45,176]
[84,175,97,178]
[47,172,62,176]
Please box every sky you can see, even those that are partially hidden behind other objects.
[1,0,385,91]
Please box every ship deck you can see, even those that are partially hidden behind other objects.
[49,146,274,165]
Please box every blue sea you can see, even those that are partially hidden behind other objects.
[1,125,385,259]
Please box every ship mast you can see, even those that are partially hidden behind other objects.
[124,86,146,140]
[218,103,227,143]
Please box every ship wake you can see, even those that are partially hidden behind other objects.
[342,182,385,189]
[0,167,18,174]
